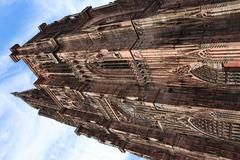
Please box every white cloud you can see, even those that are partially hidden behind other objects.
[0,0,16,7]
[32,0,114,15]
[11,118,69,160]
[60,136,127,160]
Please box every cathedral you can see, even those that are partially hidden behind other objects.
[10,0,240,159]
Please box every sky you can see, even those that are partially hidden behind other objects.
[0,0,145,160]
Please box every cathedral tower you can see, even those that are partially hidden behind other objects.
[10,0,240,159]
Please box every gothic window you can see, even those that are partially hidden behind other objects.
[191,61,240,85]
[86,49,131,71]
[117,102,153,124]
[191,65,218,83]
[92,60,130,70]
[85,52,135,81]
[189,117,240,142]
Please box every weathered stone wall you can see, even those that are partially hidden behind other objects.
[11,0,240,159]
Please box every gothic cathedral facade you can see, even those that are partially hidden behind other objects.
[10,0,240,159]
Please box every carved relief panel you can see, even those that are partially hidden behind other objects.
[111,96,240,142]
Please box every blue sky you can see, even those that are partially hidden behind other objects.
[0,1,145,160]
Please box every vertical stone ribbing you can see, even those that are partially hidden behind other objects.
[10,0,240,159]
